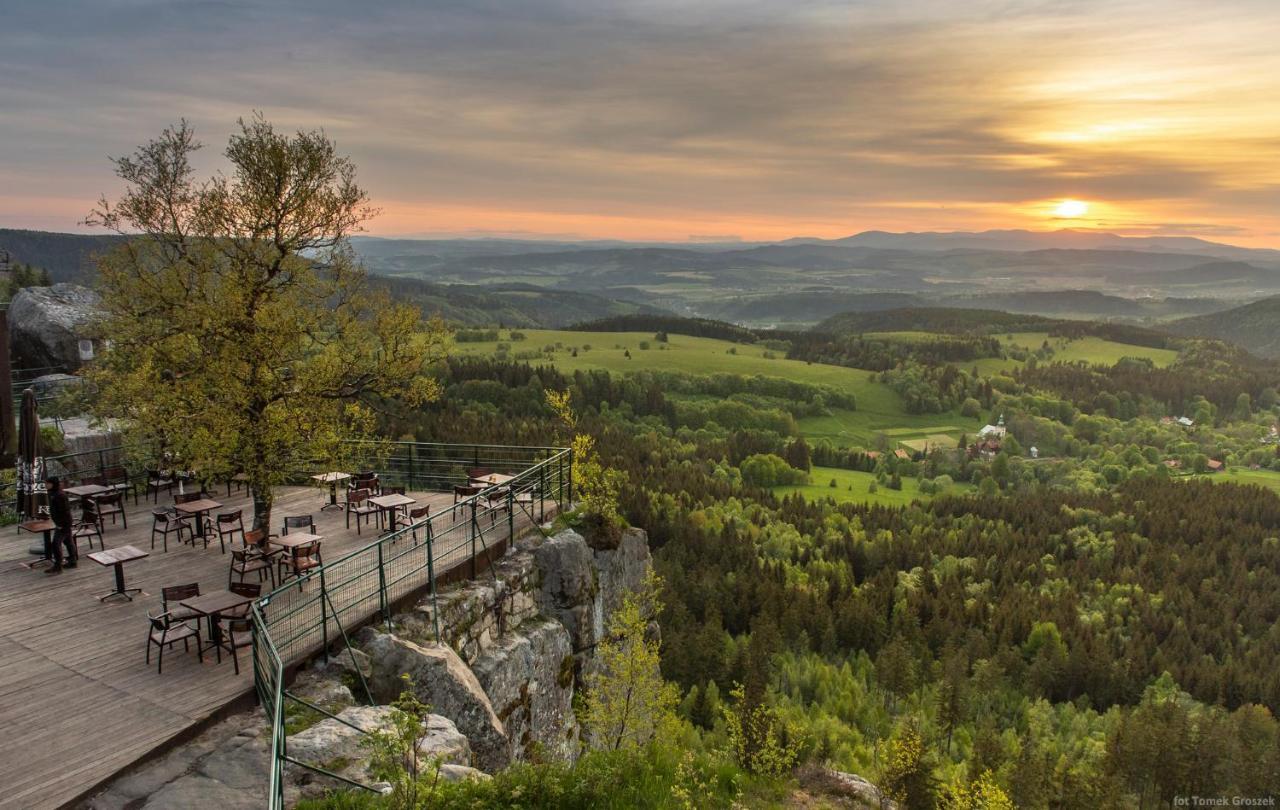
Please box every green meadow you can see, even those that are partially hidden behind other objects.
[455,329,981,449]
[773,465,973,507]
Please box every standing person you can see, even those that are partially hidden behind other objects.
[45,476,76,574]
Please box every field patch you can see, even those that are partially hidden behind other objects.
[774,466,972,507]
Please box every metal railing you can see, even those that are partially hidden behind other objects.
[250,444,572,808]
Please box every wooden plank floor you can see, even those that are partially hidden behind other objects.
[0,483,546,810]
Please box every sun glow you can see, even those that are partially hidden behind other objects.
[1053,199,1089,219]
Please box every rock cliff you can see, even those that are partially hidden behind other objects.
[281,525,652,794]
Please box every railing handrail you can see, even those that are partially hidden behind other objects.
[248,442,572,808]
[255,448,569,608]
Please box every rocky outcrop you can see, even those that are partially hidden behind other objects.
[8,283,101,370]
[359,630,509,772]
[533,529,600,658]
[472,617,578,763]
[286,706,470,799]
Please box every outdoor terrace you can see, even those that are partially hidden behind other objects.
[0,442,569,810]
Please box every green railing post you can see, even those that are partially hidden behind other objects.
[377,541,389,631]
[98,448,107,478]
[469,498,478,580]
[319,569,329,663]
[425,522,440,643]
[507,486,514,547]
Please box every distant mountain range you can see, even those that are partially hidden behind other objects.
[5,227,1280,329]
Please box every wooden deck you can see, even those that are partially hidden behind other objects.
[0,483,539,810]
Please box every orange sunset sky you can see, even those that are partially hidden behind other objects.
[4,0,1280,246]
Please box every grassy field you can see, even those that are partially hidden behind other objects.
[1193,467,1280,495]
[456,329,980,448]
[971,332,1179,375]
[773,465,973,507]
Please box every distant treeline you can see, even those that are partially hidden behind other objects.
[787,333,1003,371]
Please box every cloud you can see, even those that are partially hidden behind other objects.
[2,0,1280,244]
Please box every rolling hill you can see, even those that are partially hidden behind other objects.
[1167,296,1280,357]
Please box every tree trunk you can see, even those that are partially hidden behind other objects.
[252,486,273,535]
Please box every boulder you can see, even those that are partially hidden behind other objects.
[8,283,102,371]
[285,705,469,797]
[472,617,579,763]
[533,530,599,654]
[593,527,652,624]
[360,630,509,772]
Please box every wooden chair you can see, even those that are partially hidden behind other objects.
[214,510,246,550]
[212,615,253,675]
[104,467,138,506]
[281,514,315,535]
[278,539,323,588]
[80,474,106,487]
[92,492,127,530]
[72,502,103,552]
[145,611,201,674]
[408,506,431,546]
[150,507,190,552]
[146,468,174,503]
[483,486,512,526]
[161,582,202,624]
[223,581,262,620]
[229,548,274,589]
[174,491,202,505]
[345,489,378,534]
[452,484,483,517]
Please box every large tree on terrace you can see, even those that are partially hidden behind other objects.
[86,116,447,530]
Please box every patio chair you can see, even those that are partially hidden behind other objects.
[345,489,378,535]
[145,610,201,674]
[104,466,138,506]
[466,467,493,485]
[72,502,103,552]
[281,514,315,535]
[223,581,262,620]
[146,468,174,503]
[212,615,253,675]
[93,492,127,530]
[174,491,202,505]
[229,548,274,589]
[80,474,106,487]
[483,486,513,526]
[408,505,432,546]
[278,539,323,588]
[162,582,202,623]
[150,507,191,552]
[214,509,246,550]
[452,484,483,517]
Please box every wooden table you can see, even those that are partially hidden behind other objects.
[471,473,515,487]
[269,531,322,550]
[370,493,415,532]
[19,519,57,568]
[179,590,255,656]
[311,472,351,510]
[86,545,149,602]
[175,498,222,538]
[65,483,109,499]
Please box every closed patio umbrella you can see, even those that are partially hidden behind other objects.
[17,388,46,554]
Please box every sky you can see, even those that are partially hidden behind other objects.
[3,0,1280,245]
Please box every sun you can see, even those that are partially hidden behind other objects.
[1053,199,1089,218]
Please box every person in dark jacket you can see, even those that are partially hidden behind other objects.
[46,476,77,574]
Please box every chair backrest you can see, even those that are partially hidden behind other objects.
[244,528,267,549]
[105,467,129,484]
[467,467,492,481]
[161,582,199,608]
[454,484,483,498]
[292,539,321,563]
[409,506,431,520]
[229,581,261,600]
[175,491,202,504]
[282,515,314,535]
[217,510,243,527]
[147,610,169,632]
[95,492,122,509]
[348,488,370,505]
[388,486,406,496]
